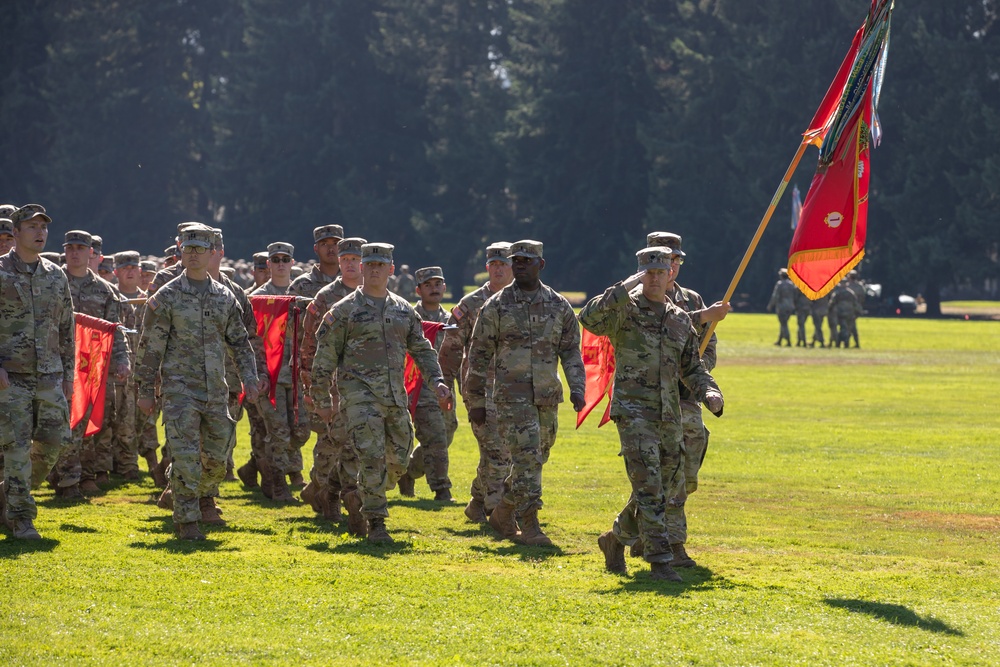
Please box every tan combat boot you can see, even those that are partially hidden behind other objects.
[488,501,520,541]
[156,486,173,510]
[598,530,627,574]
[199,497,227,526]
[288,471,305,489]
[174,522,206,541]
[367,518,394,545]
[237,458,259,489]
[321,489,341,522]
[463,498,487,523]
[397,473,415,498]
[670,543,696,568]
[80,479,101,496]
[343,490,367,537]
[56,483,84,500]
[649,562,683,582]
[145,451,168,488]
[301,481,321,513]
[269,469,298,504]
[257,459,275,499]
[514,508,552,547]
[12,518,42,540]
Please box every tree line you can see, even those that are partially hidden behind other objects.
[2,0,997,313]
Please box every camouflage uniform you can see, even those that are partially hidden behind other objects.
[311,249,445,522]
[112,278,143,476]
[830,280,862,348]
[301,270,361,504]
[248,275,310,476]
[766,272,797,346]
[57,237,130,488]
[393,267,416,299]
[439,258,509,513]
[578,259,720,564]
[406,298,457,493]
[288,229,341,482]
[136,270,259,526]
[0,236,75,522]
[845,274,866,347]
[466,251,585,517]
[794,288,811,347]
[810,293,831,347]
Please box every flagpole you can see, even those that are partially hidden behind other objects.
[699,141,810,356]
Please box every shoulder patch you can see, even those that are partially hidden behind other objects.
[307,301,318,317]
[323,310,335,326]
[146,294,159,311]
[452,303,469,321]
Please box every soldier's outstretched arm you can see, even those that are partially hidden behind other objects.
[578,282,630,336]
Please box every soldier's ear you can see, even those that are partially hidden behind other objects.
[538,258,546,271]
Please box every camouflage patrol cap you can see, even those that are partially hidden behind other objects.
[114,251,140,269]
[313,225,344,242]
[0,218,13,236]
[11,204,52,225]
[0,204,17,218]
[508,239,543,260]
[646,232,685,256]
[39,252,61,263]
[636,247,674,271]
[164,245,179,258]
[291,265,304,278]
[63,230,93,247]
[485,242,512,264]
[98,257,115,273]
[179,224,214,248]
[338,237,367,257]
[176,221,203,236]
[91,235,103,254]
[140,260,157,273]
[361,242,394,264]
[221,266,236,278]
[267,241,294,258]
[211,227,224,251]
[253,252,269,269]
[415,266,445,285]
[778,268,788,277]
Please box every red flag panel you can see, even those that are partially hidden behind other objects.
[71,313,117,436]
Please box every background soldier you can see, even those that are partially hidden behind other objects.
[0,205,75,539]
[647,232,729,568]
[299,237,365,522]
[466,240,586,547]
[0,214,15,254]
[392,264,416,299]
[766,268,797,346]
[248,241,310,500]
[580,247,723,581]
[845,270,866,347]
[139,260,157,293]
[54,229,129,496]
[809,293,831,348]
[830,278,862,348]
[311,243,452,544]
[247,252,270,293]
[794,287,811,347]
[399,266,457,502]
[110,251,143,480]
[135,224,262,540]
[439,242,513,523]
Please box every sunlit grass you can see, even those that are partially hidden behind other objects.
[2,313,998,665]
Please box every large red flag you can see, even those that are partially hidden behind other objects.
[788,0,893,298]
[248,295,296,407]
[576,329,615,429]
[71,313,118,436]
[405,321,447,417]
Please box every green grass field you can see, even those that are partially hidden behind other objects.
[2,314,999,666]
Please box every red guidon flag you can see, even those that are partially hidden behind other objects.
[788,0,893,298]
[249,295,297,407]
[71,313,118,436]
[576,328,615,429]
[405,321,447,417]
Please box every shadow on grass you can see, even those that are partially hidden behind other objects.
[596,565,737,596]
[823,598,965,636]
[137,513,276,536]
[128,538,234,553]
[59,523,98,533]
[442,526,491,539]
[0,535,59,557]
[467,543,565,561]
[278,516,347,535]
[388,498,454,513]
[306,538,414,559]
